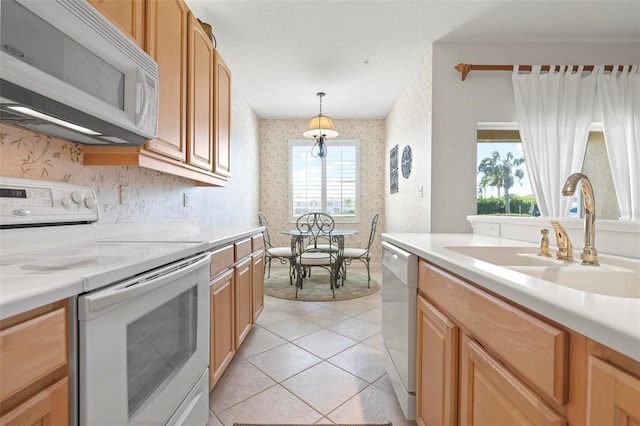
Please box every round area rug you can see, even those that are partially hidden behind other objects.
[264,269,380,301]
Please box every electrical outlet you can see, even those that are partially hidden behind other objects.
[183,193,190,207]
[120,185,131,204]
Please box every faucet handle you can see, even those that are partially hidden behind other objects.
[538,228,552,257]
[550,220,573,262]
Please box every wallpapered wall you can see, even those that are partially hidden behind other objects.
[258,119,385,262]
[384,49,433,233]
[0,86,260,227]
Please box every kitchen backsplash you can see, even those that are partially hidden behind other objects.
[0,87,260,227]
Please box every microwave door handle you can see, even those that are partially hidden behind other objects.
[82,253,210,314]
[135,68,149,128]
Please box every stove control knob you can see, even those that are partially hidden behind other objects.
[62,197,72,208]
[71,190,84,204]
[85,197,97,209]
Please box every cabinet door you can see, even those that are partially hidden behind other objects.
[187,13,214,171]
[416,296,458,426]
[235,257,253,347]
[213,50,232,178]
[210,269,235,391]
[0,378,68,426]
[459,335,565,426]
[88,0,144,47]
[145,0,188,161]
[252,250,265,322]
[587,355,640,425]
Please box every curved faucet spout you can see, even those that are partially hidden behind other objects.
[561,173,598,265]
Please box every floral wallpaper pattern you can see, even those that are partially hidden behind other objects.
[0,85,260,227]
[385,49,433,233]
[258,119,386,262]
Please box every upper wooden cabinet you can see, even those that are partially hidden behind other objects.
[187,12,215,171]
[145,0,188,162]
[213,50,232,178]
[87,0,145,47]
[83,0,231,187]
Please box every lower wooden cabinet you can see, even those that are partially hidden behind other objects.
[459,335,565,426]
[416,295,458,426]
[252,250,265,322]
[209,268,235,391]
[417,258,640,426]
[0,300,69,422]
[0,378,69,426]
[234,257,253,347]
[208,233,265,392]
[587,355,640,425]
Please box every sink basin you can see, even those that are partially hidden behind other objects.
[508,264,640,298]
[446,246,564,267]
[445,246,640,298]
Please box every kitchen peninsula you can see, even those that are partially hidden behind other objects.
[382,232,640,426]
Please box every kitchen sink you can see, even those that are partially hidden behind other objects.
[445,246,560,267]
[445,246,640,298]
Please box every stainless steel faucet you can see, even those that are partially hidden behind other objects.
[561,173,599,266]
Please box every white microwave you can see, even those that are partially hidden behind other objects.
[0,0,158,146]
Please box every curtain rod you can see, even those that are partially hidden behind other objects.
[454,63,630,81]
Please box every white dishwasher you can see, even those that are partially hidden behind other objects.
[381,241,418,420]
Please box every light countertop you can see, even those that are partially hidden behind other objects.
[382,232,640,362]
[0,225,263,320]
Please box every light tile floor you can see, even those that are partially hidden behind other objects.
[208,264,416,426]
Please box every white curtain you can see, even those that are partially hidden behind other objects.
[597,65,640,220]
[512,65,598,217]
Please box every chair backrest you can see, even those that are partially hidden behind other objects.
[296,212,335,247]
[257,211,273,248]
[365,212,379,250]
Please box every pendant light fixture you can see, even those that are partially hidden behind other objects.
[303,92,339,158]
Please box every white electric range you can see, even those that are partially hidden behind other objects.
[0,176,211,426]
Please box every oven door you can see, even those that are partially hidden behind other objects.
[78,252,210,426]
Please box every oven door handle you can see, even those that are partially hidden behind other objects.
[80,253,210,315]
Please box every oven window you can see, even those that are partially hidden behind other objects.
[126,287,197,418]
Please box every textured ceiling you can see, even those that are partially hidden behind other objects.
[185,0,640,120]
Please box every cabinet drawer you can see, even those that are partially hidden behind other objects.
[252,234,264,252]
[210,245,234,278]
[0,307,67,402]
[0,377,69,425]
[420,260,568,405]
[460,335,566,426]
[234,238,252,261]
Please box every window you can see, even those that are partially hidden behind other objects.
[289,139,359,223]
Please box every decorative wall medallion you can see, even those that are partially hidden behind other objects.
[390,144,398,194]
[401,145,412,178]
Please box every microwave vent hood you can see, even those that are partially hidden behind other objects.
[0,0,159,147]
[0,81,148,146]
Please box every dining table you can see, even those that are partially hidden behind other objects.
[281,229,358,295]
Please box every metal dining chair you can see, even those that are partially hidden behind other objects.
[343,212,379,286]
[293,212,344,298]
[257,211,296,284]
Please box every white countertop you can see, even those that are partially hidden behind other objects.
[0,225,263,320]
[382,232,640,362]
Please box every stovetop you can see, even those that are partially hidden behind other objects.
[0,177,209,319]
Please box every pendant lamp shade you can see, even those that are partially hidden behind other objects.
[303,92,339,158]
[303,115,339,139]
